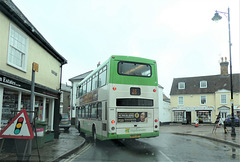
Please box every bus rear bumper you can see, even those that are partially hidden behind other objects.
[108,131,159,140]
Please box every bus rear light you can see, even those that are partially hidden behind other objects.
[113,87,116,91]
[155,119,158,123]
[153,89,156,92]
[111,120,115,124]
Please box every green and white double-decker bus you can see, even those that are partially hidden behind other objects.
[75,55,159,141]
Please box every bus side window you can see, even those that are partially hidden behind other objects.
[105,102,107,120]
[97,102,102,120]
[99,66,107,87]
[87,78,92,93]
[92,103,97,119]
[78,107,81,119]
[92,73,98,90]
[89,104,92,118]
[79,85,83,97]
[82,106,85,118]
[82,82,87,96]
[85,105,89,118]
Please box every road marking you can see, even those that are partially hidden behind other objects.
[64,143,92,162]
[159,150,173,162]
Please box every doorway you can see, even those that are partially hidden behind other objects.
[186,112,191,124]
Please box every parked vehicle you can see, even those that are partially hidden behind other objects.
[59,113,71,131]
[224,115,240,127]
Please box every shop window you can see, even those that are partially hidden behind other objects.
[35,96,43,121]
[197,111,211,123]
[174,111,184,122]
[21,92,31,110]
[1,88,19,130]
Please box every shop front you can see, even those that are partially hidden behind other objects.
[0,71,59,137]
[173,106,215,124]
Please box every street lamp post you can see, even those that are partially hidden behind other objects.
[212,8,236,136]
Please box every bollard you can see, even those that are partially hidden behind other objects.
[223,121,227,134]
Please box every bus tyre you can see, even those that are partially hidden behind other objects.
[78,124,81,133]
[79,124,85,137]
[92,127,97,143]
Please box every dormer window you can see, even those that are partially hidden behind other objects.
[178,82,185,89]
[200,81,207,88]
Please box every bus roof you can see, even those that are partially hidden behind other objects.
[76,55,157,87]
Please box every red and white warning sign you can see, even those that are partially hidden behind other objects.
[0,109,34,139]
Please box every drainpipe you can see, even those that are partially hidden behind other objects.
[54,64,63,139]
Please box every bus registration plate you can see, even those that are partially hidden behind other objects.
[130,135,141,138]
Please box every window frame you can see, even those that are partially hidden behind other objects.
[200,81,207,88]
[117,61,152,77]
[178,82,185,89]
[220,94,227,104]
[178,96,184,105]
[200,95,207,105]
[7,24,28,72]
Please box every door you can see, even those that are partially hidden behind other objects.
[186,112,191,124]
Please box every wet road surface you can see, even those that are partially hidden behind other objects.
[60,132,240,162]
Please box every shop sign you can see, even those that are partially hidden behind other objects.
[0,76,21,87]
[0,74,58,98]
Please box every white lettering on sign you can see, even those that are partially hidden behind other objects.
[0,77,21,87]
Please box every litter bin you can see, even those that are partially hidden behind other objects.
[32,120,47,148]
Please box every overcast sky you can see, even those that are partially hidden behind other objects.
[12,0,239,96]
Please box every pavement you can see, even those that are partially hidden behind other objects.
[0,124,239,161]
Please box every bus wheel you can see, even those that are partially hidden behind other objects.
[78,124,81,133]
[92,126,97,143]
[79,124,85,137]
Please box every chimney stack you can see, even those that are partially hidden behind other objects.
[220,57,229,76]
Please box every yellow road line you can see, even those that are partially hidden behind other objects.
[64,143,92,162]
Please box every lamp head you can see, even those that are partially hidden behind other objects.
[212,12,222,22]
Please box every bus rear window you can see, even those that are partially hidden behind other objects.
[116,98,153,106]
[118,61,151,77]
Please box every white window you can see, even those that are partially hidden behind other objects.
[7,24,28,71]
[200,95,207,105]
[220,94,227,104]
[174,111,184,122]
[178,96,184,105]
[178,82,185,89]
[200,81,207,88]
